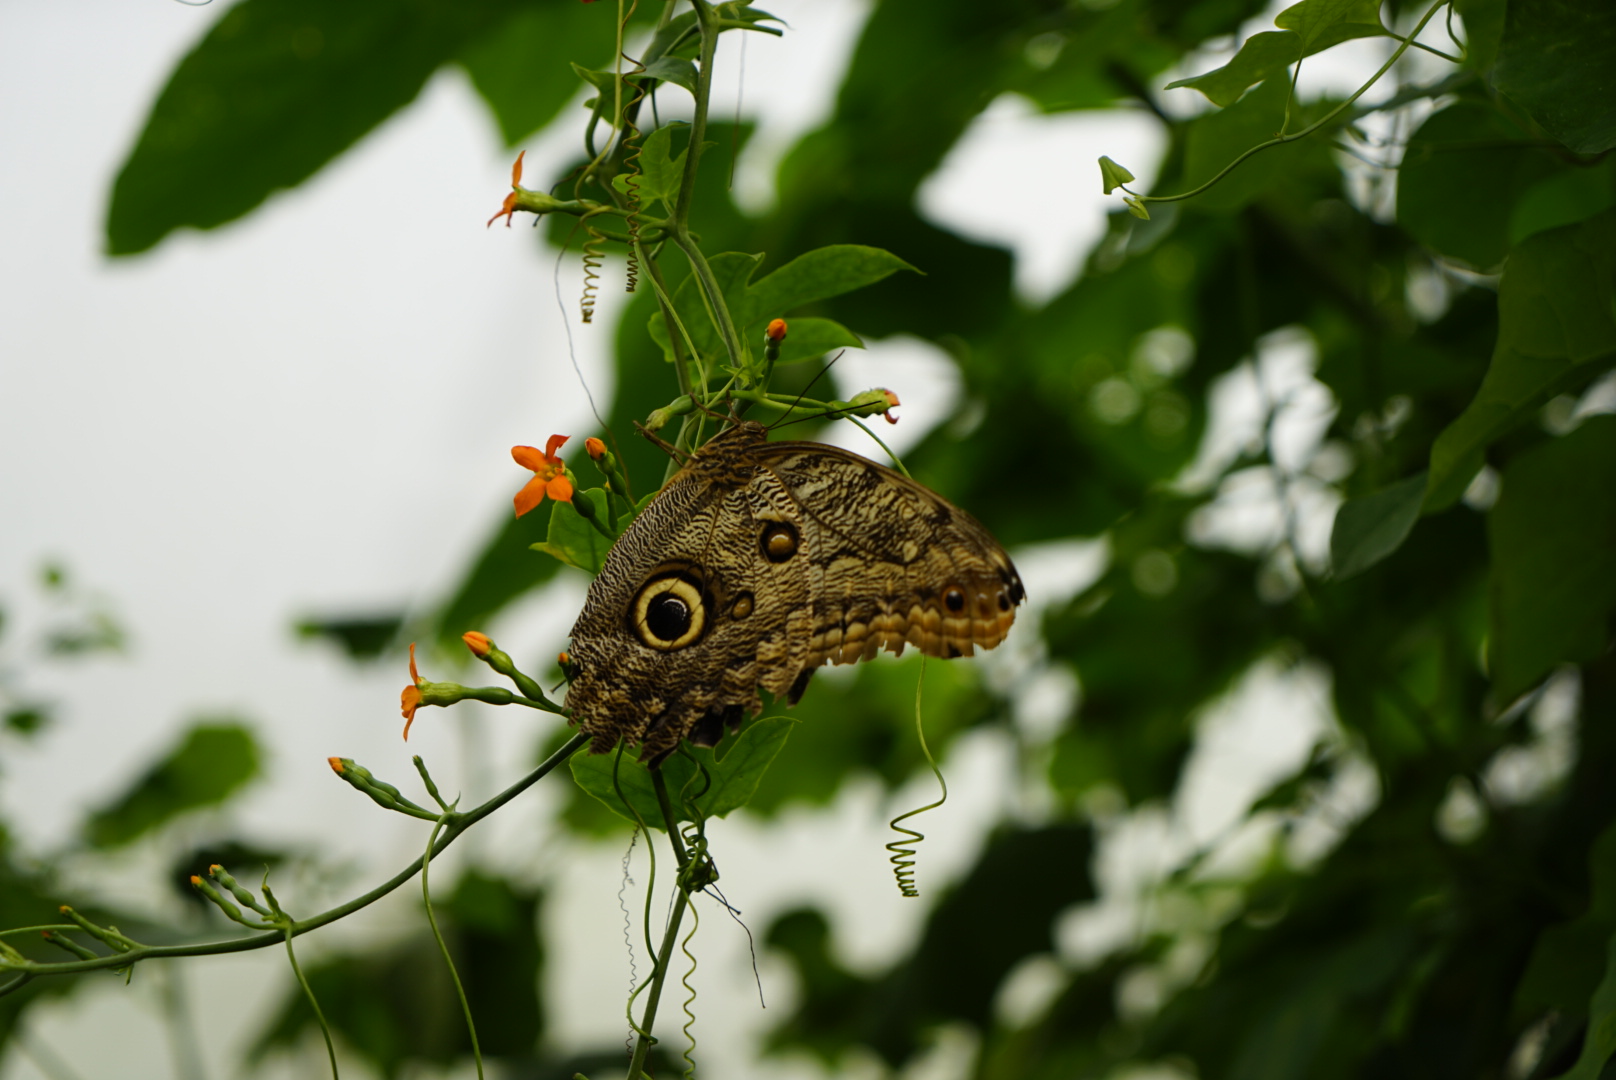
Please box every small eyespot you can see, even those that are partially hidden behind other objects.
[944,587,966,613]
[731,592,754,619]
[630,574,708,650]
[760,521,799,563]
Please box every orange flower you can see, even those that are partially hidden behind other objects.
[400,642,423,739]
[584,436,606,460]
[487,151,526,228]
[882,389,901,425]
[765,318,788,343]
[512,434,573,516]
[462,631,491,657]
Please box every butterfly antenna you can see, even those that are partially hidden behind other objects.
[702,882,766,1007]
[765,352,844,431]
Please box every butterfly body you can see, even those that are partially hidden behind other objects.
[564,421,1024,762]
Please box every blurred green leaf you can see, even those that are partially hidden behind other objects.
[1397,101,1567,270]
[1427,210,1616,507]
[1559,933,1616,1080]
[1488,416,1616,701]
[641,56,698,94]
[568,715,792,829]
[431,499,559,651]
[295,611,404,662]
[1508,158,1616,247]
[107,0,533,255]
[1167,31,1302,107]
[459,2,609,146]
[83,722,262,849]
[1180,76,1331,212]
[1330,472,1427,580]
[1517,822,1616,1017]
[530,488,614,575]
[1273,0,1386,52]
[3,706,51,737]
[768,317,865,365]
[1494,0,1616,155]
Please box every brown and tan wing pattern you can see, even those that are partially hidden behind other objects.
[753,439,1024,666]
[563,435,813,762]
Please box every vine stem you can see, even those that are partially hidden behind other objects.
[624,769,696,1079]
[422,817,484,1080]
[1,733,590,983]
[1130,0,1451,207]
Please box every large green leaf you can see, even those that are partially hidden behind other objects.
[1179,76,1330,212]
[1396,101,1567,271]
[83,722,262,848]
[1427,211,1616,507]
[431,499,560,651]
[1488,416,1616,701]
[1166,0,1383,107]
[1494,0,1616,155]
[459,1,611,146]
[1560,932,1616,1080]
[107,0,532,255]
[568,716,793,829]
[1272,0,1386,52]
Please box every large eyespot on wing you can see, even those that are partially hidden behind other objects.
[628,570,711,651]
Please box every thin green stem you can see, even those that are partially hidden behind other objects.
[422,818,484,1080]
[283,931,339,1080]
[625,884,691,1080]
[673,0,718,231]
[1132,0,1451,206]
[651,769,690,870]
[2,733,590,980]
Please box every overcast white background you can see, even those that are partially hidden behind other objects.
[0,0,1398,1077]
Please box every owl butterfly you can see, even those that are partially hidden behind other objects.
[564,420,1025,764]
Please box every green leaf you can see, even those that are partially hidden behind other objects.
[568,716,794,829]
[1397,101,1567,270]
[1166,31,1302,108]
[83,722,262,848]
[107,0,528,255]
[1427,211,1616,507]
[647,246,916,369]
[530,488,614,575]
[295,612,404,662]
[1561,931,1616,1080]
[1494,0,1616,155]
[769,317,865,365]
[1179,76,1327,212]
[1487,416,1616,701]
[1273,0,1387,53]
[624,122,689,211]
[1329,472,1428,580]
[1508,157,1616,248]
[640,56,699,94]
[429,500,560,651]
[459,3,608,146]
[1456,0,1506,71]
[1098,155,1135,194]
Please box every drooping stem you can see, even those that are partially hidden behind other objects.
[2,733,590,980]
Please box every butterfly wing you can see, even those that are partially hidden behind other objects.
[753,440,1025,667]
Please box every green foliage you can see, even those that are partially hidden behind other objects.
[530,487,617,574]
[1427,210,1616,506]
[82,721,262,849]
[646,244,916,371]
[295,611,405,661]
[569,715,792,828]
[25,0,1616,1076]
[1329,471,1427,579]
[106,0,549,255]
[1493,0,1616,155]
[1489,416,1616,699]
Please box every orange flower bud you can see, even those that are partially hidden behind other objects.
[585,437,606,460]
[882,389,901,425]
[462,631,491,657]
[766,318,788,343]
[558,650,570,666]
[190,875,203,886]
[328,756,344,774]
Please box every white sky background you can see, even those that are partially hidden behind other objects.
[0,1,1371,1078]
